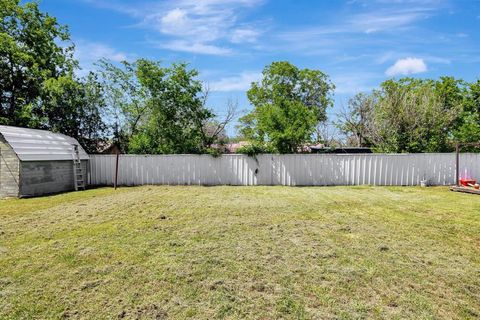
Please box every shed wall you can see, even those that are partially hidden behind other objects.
[0,136,20,198]
[19,160,87,197]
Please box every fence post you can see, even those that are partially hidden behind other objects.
[114,153,119,190]
[455,144,459,186]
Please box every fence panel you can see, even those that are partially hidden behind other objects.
[88,153,480,186]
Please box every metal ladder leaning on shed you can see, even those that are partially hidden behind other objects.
[72,144,85,191]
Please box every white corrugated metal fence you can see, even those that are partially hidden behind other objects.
[88,153,480,186]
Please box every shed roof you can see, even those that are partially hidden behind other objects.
[0,125,89,161]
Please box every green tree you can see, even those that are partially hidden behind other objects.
[338,77,467,153]
[336,93,376,147]
[40,73,106,153]
[0,0,76,126]
[332,75,480,153]
[374,78,460,152]
[99,59,218,154]
[453,79,480,147]
[239,61,335,153]
[96,59,150,151]
[132,61,214,154]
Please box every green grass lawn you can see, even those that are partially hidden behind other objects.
[0,186,479,319]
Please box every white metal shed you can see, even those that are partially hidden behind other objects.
[0,125,89,198]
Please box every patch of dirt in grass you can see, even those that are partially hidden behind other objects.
[117,304,168,320]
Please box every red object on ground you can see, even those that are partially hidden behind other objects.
[460,178,476,187]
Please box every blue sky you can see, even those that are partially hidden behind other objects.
[40,0,480,135]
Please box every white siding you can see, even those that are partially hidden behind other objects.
[0,125,88,161]
[88,153,478,186]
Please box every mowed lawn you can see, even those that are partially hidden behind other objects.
[0,186,479,319]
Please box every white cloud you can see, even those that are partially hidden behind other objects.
[276,0,444,55]
[230,28,260,43]
[385,57,427,76]
[86,0,265,55]
[73,40,131,76]
[209,72,261,91]
[75,40,128,64]
[280,1,440,40]
[155,7,224,43]
[152,0,264,47]
[352,1,446,33]
[160,8,188,32]
[353,11,428,34]
[159,40,232,56]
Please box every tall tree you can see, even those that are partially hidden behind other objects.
[98,59,219,154]
[96,59,150,150]
[453,79,480,147]
[337,77,469,153]
[40,73,106,153]
[336,93,376,147]
[239,61,335,153]
[0,0,76,126]
[375,78,461,152]
[131,61,214,154]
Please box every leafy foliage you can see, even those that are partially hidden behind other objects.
[239,61,335,153]
[452,79,480,149]
[0,0,105,152]
[338,77,479,153]
[373,78,459,152]
[96,59,150,151]
[236,142,275,157]
[40,73,106,153]
[98,59,218,154]
[135,61,214,154]
[337,93,376,147]
[0,0,76,126]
